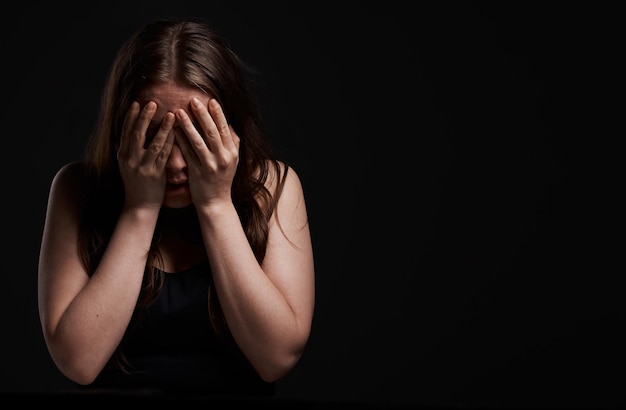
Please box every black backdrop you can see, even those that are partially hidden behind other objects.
[1,1,624,408]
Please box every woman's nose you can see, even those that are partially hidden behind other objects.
[166,141,187,171]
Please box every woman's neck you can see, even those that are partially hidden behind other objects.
[156,205,208,273]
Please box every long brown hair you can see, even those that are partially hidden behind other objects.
[78,17,287,370]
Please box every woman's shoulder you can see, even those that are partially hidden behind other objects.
[265,160,303,191]
[49,160,90,197]
[263,160,308,209]
[55,160,88,175]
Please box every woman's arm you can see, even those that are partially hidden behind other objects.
[196,164,315,383]
[37,162,159,385]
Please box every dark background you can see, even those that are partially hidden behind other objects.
[1,1,623,408]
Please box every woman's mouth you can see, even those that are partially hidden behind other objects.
[166,181,188,192]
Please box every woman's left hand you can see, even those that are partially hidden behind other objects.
[175,97,240,208]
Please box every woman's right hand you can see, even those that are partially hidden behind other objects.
[117,101,176,210]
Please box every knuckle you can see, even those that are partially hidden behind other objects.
[148,142,162,154]
[193,139,206,150]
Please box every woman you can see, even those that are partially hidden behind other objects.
[37,17,315,397]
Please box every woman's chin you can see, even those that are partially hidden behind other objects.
[163,193,192,209]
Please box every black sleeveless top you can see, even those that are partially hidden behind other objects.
[81,262,275,397]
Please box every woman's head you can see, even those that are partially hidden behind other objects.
[86,18,270,188]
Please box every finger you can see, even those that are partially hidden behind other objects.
[119,101,141,157]
[207,99,236,150]
[131,101,157,154]
[155,129,176,168]
[229,125,241,150]
[174,127,199,166]
[144,111,175,165]
[189,97,223,152]
[175,108,210,159]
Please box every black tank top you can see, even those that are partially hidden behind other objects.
[81,262,275,397]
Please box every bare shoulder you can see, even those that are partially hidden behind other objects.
[48,161,89,204]
[265,161,310,230]
[265,160,306,199]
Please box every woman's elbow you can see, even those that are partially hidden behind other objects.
[256,347,306,383]
[52,353,102,386]
[47,342,104,386]
[255,330,310,382]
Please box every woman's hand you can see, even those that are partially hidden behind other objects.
[117,101,176,210]
[174,97,240,208]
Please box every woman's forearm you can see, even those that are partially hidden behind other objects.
[47,207,159,384]
[197,203,311,382]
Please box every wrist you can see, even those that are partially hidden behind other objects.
[195,200,238,221]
